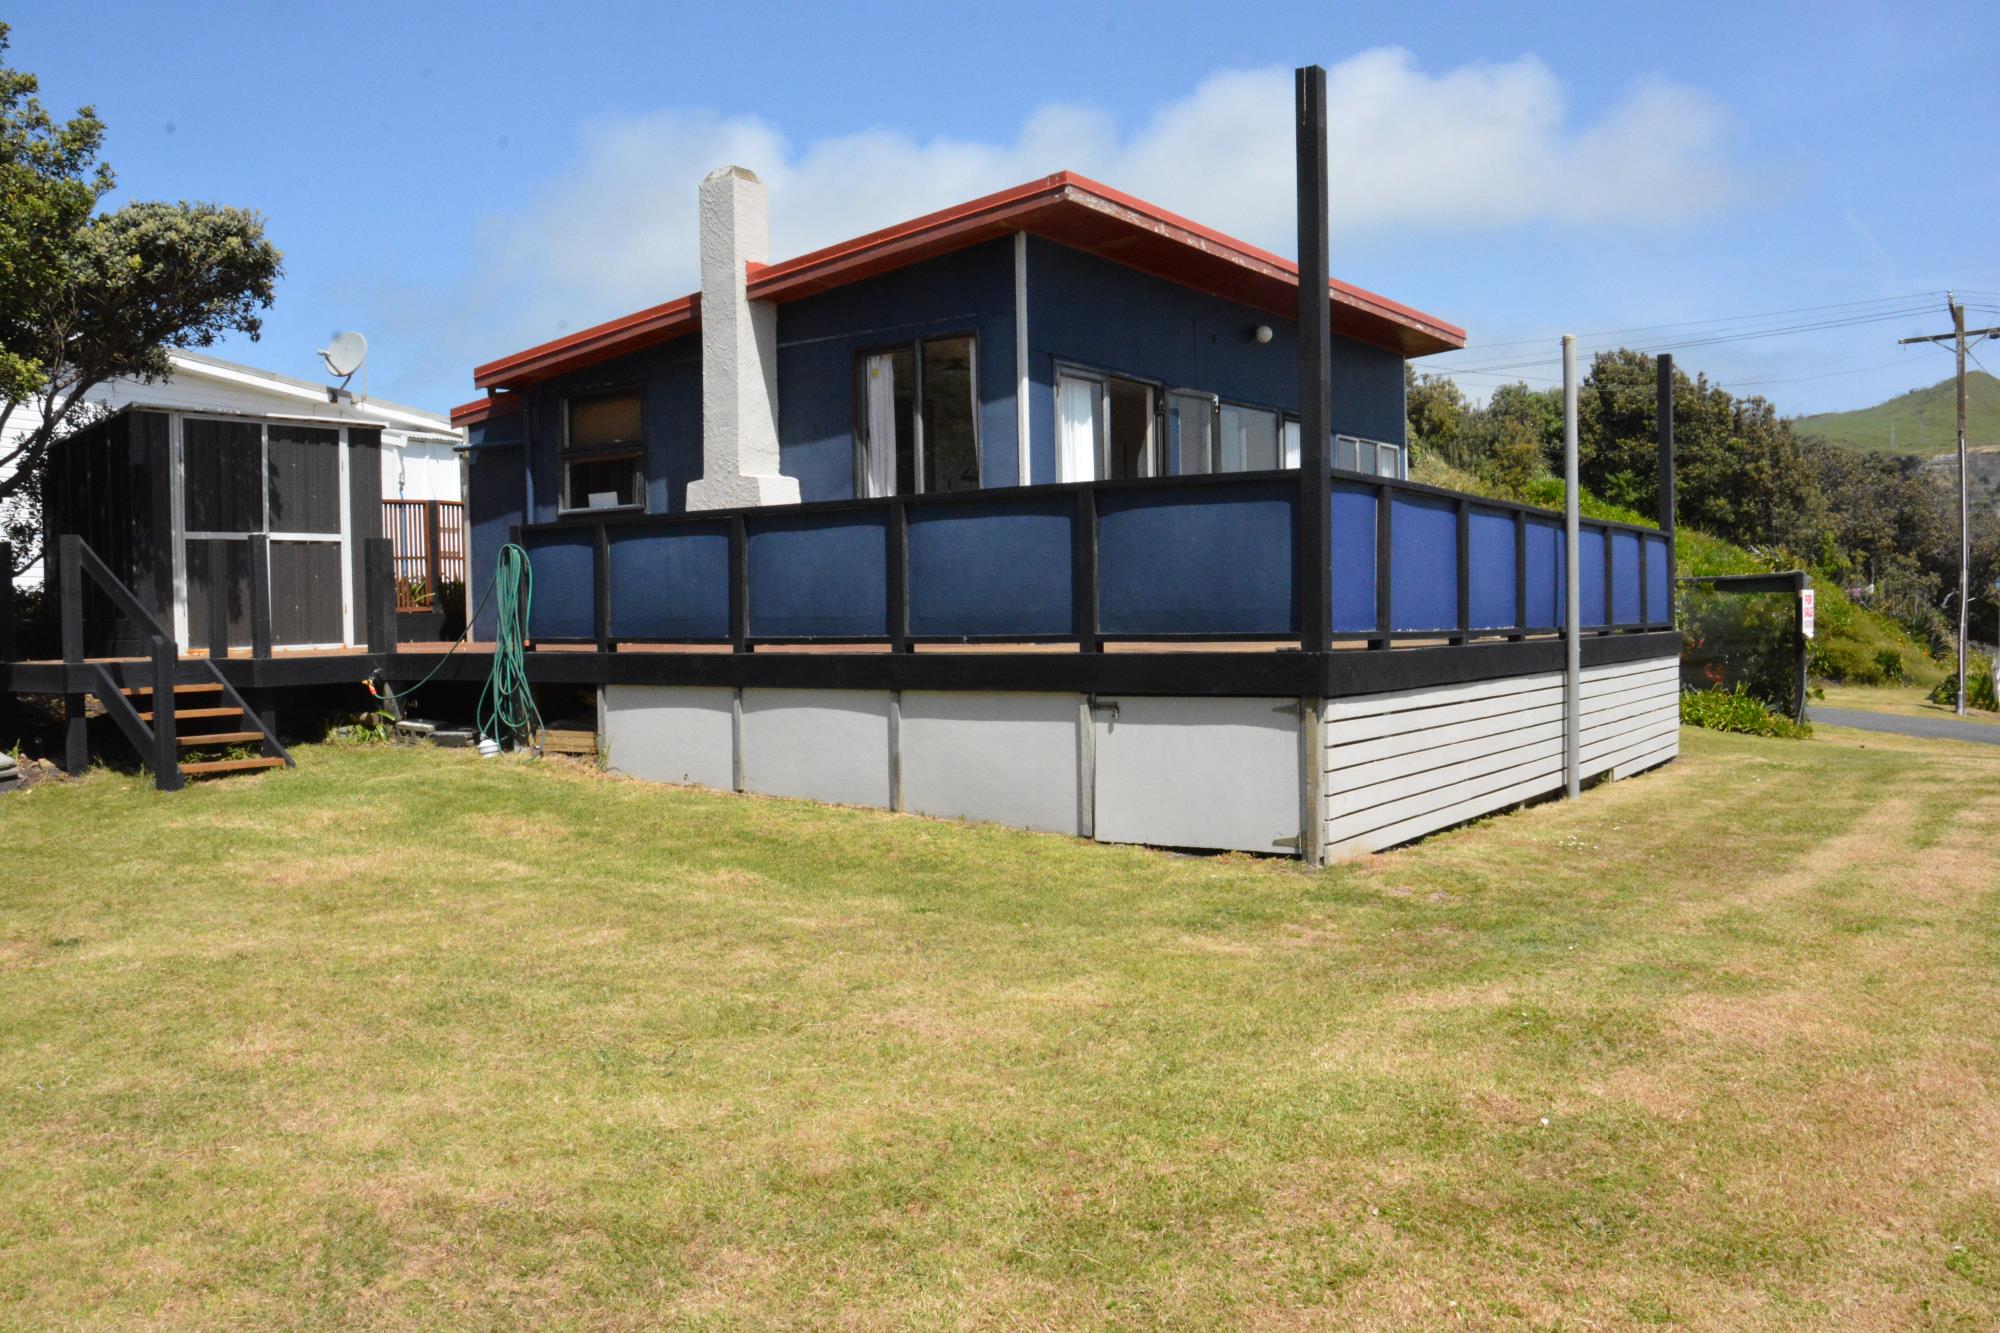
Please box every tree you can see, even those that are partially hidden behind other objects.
[0,24,281,577]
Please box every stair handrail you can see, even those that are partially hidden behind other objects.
[58,534,176,662]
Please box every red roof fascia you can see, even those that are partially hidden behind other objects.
[450,393,522,427]
[468,172,1464,391]
[473,293,699,390]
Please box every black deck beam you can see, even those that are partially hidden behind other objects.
[3,632,1679,704]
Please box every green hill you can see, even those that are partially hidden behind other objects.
[1792,370,2000,456]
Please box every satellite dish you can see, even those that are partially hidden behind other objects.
[318,331,368,384]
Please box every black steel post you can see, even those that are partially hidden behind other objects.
[1073,487,1100,653]
[150,634,182,791]
[1657,353,1677,627]
[60,535,86,773]
[1294,64,1333,655]
[206,538,230,660]
[888,499,909,653]
[249,534,273,658]
[1657,353,1676,533]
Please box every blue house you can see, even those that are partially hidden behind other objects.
[438,165,1678,862]
[454,168,1461,574]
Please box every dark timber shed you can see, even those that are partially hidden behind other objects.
[44,406,382,655]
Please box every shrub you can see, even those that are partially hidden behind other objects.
[1928,661,1998,712]
[1679,685,1812,738]
[1873,648,1906,684]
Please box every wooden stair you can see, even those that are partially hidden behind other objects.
[123,680,287,782]
[179,756,286,777]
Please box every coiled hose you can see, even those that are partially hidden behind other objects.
[370,542,542,753]
[477,543,543,752]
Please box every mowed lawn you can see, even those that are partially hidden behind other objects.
[2,726,1998,1330]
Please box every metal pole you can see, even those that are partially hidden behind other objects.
[1953,297,1968,715]
[1294,64,1333,656]
[1563,335,1581,799]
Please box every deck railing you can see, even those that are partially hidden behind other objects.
[383,500,467,612]
[513,469,1674,654]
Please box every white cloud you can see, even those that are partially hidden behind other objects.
[430,49,1742,390]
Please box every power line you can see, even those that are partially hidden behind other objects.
[1431,303,1945,377]
[1428,290,1949,357]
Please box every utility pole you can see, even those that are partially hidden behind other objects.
[1901,294,2000,715]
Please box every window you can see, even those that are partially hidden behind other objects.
[857,335,981,497]
[1281,418,1301,469]
[1055,367,1157,482]
[1167,390,1216,475]
[562,390,644,510]
[1333,434,1406,479]
[1218,403,1280,472]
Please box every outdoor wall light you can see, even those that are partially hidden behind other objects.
[1253,324,1274,344]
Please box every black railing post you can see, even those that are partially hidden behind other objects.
[729,515,749,653]
[1073,487,1100,653]
[422,500,444,608]
[1295,64,1333,656]
[150,634,182,792]
[206,538,230,660]
[364,537,396,655]
[593,524,613,652]
[888,499,909,652]
[1372,485,1393,648]
[59,535,86,773]
[1657,353,1677,626]
[59,534,84,664]
[0,541,14,664]
[1453,497,1471,645]
[249,534,273,658]
[1511,511,1528,640]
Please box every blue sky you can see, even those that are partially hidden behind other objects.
[8,0,1997,417]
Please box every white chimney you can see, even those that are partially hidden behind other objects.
[687,166,799,510]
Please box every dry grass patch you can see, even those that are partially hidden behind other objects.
[3,728,1999,1328]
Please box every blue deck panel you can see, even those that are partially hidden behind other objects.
[1098,484,1295,635]
[907,497,1073,638]
[607,523,731,640]
[747,512,889,638]
[1467,508,1517,630]
[1330,482,1376,635]
[1389,493,1459,633]
[1579,528,1608,628]
[1525,519,1562,628]
[1644,534,1671,621]
[1610,530,1643,624]
[522,531,595,640]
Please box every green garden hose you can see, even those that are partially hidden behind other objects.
[477,543,544,753]
[371,542,542,754]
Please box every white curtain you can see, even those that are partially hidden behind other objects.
[862,353,898,498]
[1057,374,1100,483]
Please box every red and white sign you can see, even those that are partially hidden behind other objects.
[1800,588,1816,639]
